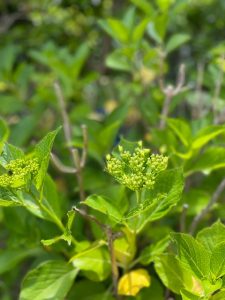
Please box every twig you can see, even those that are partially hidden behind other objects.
[212,54,224,124]
[53,81,88,201]
[73,206,122,300]
[189,178,225,235]
[159,64,186,129]
[179,203,189,232]
[195,61,205,118]
[51,153,77,174]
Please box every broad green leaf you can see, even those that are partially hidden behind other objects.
[106,49,131,71]
[167,118,192,147]
[0,118,9,154]
[211,290,225,300]
[10,115,37,147]
[191,125,225,150]
[98,121,121,154]
[126,168,183,232]
[0,143,24,166]
[166,34,190,53]
[34,128,60,190]
[70,243,111,281]
[154,254,191,294]
[20,260,78,300]
[98,19,129,43]
[180,289,201,300]
[196,220,225,252]
[82,194,123,222]
[185,147,225,176]
[0,248,41,274]
[139,236,170,265]
[130,0,154,16]
[171,233,211,279]
[0,199,22,206]
[67,280,114,300]
[210,242,225,279]
[0,188,22,205]
[43,175,62,218]
[132,18,150,42]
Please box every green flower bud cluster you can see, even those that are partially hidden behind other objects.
[0,157,39,188]
[106,142,168,191]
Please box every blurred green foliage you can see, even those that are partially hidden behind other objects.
[1,0,225,299]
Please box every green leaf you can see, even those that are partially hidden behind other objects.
[126,168,183,232]
[82,194,123,222]
[0,188,22,206]
[167,118,192,147]
[210,242,225,279]
[166,34,190,53]
[20,260,78,300]
[139,236,170,265]
[196,220,225,252]
[106,49,131,71]
[130,0,154,16]
[0,248,41,274]
[180,289,201,300]
[191,125,225,150]
[0,143,24,165]
[34,128,60,190]
[98,19,129,43]
[0,118,9,154]
[70,243,111,281]
[171,233,211,279]
[184,147,225,176]
[132,18,150,42]
[154,254,191,294]
[211,290,225,300]
[0,199,22,206]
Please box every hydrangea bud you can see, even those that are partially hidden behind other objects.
[0,157,39,188]
[106,143,168,191]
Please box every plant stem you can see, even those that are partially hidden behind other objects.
[189,178,225,235]
[73,206,121,300]
[179,203,189,232]
[135,190,142,204]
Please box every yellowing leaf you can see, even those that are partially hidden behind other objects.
[118,268,151,296]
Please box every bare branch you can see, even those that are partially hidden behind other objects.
[173,64,186,95]
[53,81,73,146]
[212,54,225,124]
[159,64,186,129]
[189,178,225,235]
[81,124,88,168]
[51,153,77,174]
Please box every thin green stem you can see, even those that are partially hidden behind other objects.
[135,189,142,204]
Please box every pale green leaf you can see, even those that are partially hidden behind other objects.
[126,168,183,232]
[196,220,225,253]
[210,242,225,279]
[171,233,211,279]
[139,236,170,265]
[132,18,150,42]
[166,34,190,53]
[0,248,41,274]
[106,49,131,71]
[0,118,9,154]
[192,125,225,150]
[154,254,191,294]
[34,128,60,190]
[185,147,225,176]
[71,243,110,281]
[167,118,192,147]
[20,260,78,300]
[83,194,123,222]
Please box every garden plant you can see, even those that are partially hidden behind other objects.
[1,1,225,299]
